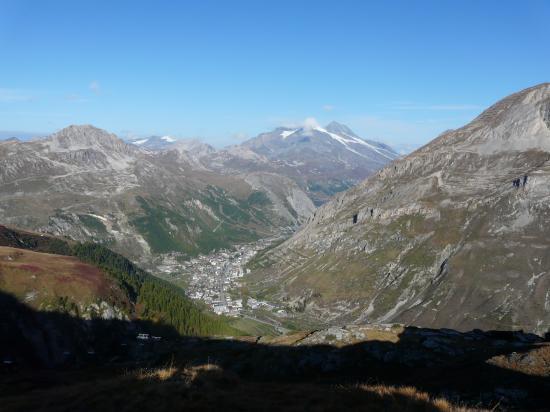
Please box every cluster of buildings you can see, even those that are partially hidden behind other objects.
[151,235,287,317]
[182,246,250,316]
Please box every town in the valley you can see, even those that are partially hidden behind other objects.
[150,232,290,318]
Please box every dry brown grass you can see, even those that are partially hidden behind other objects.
[355,384,475,412]
[487,344,550,376]
[362,326,404,343]
[2,363,484,412]
[136,366,178,381]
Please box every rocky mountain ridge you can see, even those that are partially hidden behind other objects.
[127,121,399,206]
[0,125,314,262]
[244,83,550,335]
[213,121,398,205]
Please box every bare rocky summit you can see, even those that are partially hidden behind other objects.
[245,83,550,335]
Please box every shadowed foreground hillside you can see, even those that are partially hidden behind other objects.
[1,292,549,411]
[2,365,472,412]
[1,226,549,410]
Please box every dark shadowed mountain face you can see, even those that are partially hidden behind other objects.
[3,303,549,411]
[0,125,315,262]
[244,83,550,335]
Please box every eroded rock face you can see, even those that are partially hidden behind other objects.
[246,83,550,334]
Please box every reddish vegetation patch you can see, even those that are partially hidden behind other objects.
[53,263,107,289]
[72,263,112,296]
[0,246,130,311]
[73,263,104,281]
[135,302,145,316]
[18,264,43,273]
[55,275,74,284]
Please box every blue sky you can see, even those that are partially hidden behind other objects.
[1,0,549,150]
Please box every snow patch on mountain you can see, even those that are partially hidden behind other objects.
[314,126,395,160]
[281,130,298,139]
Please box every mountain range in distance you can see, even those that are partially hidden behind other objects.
[128,121,399,205]
[0,120,396,266]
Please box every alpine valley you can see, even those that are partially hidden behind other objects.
[3,85,550,412]
[5,3,550,410]
[0,121,396,266]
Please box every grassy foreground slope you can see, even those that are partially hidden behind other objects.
[0,225,240,358]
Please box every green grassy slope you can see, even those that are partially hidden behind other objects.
[0,225,241,337]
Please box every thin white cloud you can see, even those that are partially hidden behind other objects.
[323,104,335,112]
[271,117,322,135]
[0,88,35,102]
[302,117,319,131]
[269,116,321,131]
[425,104,481,111]
[65,93,88,103]
[89,80,101,95]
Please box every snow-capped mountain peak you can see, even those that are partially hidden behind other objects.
[238,121,398,204]
[270,122,398,161]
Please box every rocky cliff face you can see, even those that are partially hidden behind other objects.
[245,83,550,335]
